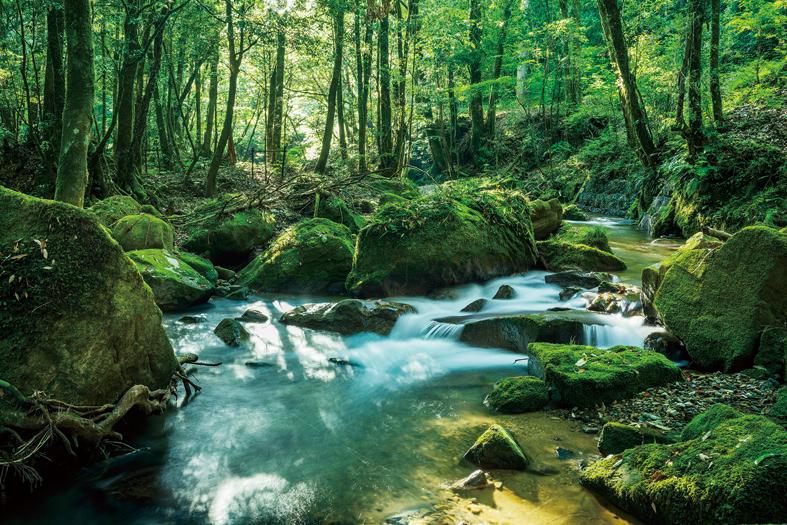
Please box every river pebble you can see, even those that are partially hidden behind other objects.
[549,371,781,432]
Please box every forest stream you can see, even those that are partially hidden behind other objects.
[4,217,683,525]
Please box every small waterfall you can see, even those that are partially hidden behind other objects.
[582,324,614,348]
[582,317,659,349]
[422,320,464,340]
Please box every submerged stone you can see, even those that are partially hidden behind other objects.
[464,424,529,470]
[654,226,787,371]
[527,343,683,408]
[238,218,354,295]
[112,213,175,252]
[128,249,214,311]
[581,407,787,524]
[448,469,491,492]
[597,422,675,456]
[0,186,177,406]
[279,299,416,335]
[484,376,548,413]
[214,318,250,347]
[347,182,537,297]
[530,198,563,240]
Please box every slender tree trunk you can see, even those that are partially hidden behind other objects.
[44,3,65,180]
[55,0,94,207]
[468,0,484,156]
[270,30,286,163]
[596,0,657,170]
[486,0,513,139]
[686,0,705,160]
[675,24,691,131]
[378,5,394,171]
[115,0,141,193]
[154,83,173,169]
[710,0,722,123]
[195,64,202,148]
[316,9,345,173]
[356,5,372,174]
[202,45,219,156]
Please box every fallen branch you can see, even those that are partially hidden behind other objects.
[701,225,732,240]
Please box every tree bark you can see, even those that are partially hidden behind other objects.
[316,9,345,173]
[468,0,484,156]
[269,30,286,163]
[378,4,394,171]
[115,0,142,194]
[43,3,65,181]
[486,0,513,139]
[710,0,722,123]
[686,0,705,160]
[355,5,373,174]
[54,0,94,207]
[202,46,219,156]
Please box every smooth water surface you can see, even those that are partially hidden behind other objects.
[7,217,675,525]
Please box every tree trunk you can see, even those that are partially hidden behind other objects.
[468,0,484,156]
[486,0,513,139]
[686,0,705,160]
[710,0,722,123]
[270,30,286,163]
[202,45,219,156]
[378,5,394,171]
[115,0,142,193]
[44,3,65,181]
[316,9,345,174]
[596,0,657,171]
[356,5,372,174]
[195,64,202,148]
[54,0,94,207]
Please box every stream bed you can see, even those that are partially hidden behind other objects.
[7,217,682,525]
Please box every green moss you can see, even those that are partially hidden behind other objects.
[347,181,537,297]
[463,424,530,470]
[128,249,214,311]
[768,388,787,428]
[485,376,548,413]
[111,213,174,252]
[88,195,142,227]
[581,410,787,524]
[755,326,787,380]
[365,175,421,200]
[527,343,683,408]
[237,218,354,294]
[553,224,611,252]
[0,185,176,406]
[598,422,676,455]
[655,226,787,371]
[184,209,276,266]
[537,239,626,272]
[562,204,589,221]
[178,251,219,285]
[530,198,563,240]
[315,196,365,232]
[681,404,744,441]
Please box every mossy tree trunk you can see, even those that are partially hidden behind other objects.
[355,5,373,175]
[316,9,345,174]
[710,0,722,124]
[686,0,705,160]
[268,30,286,164]
[54,0,94,207]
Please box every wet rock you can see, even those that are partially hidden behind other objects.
[0,186,177,406]
[492,284,516,299]
[537,239,626,272]
[562,204,588,221]
[552,224,612,253]
[448,469,491,491]
[112,213,175,252]
[215,266,236,281]
[655,227,787,372]
[555,447,577,460]
[237,309,269,323]
[644,331,689,362]
[587,286,642,317]
[581,407,787,524]
[244,361,274,368]
[527,343,684,408]
[213,318,250,347]
[530,198,563,240]
[178,252,219,285]
[545,271,611,289]
[459,311,591,352]
[279,299,416,335]
[559,286,582,301]
[238,218,354,295]
[461,298,487,312]
[225,286,249,301]
[178,315,207,324]
[183,208,276,266]
[128,249,215,311]
[597,422,675,456]
[485,376,548,413]
[464,424,529,470]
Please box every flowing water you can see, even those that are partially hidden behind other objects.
[6,216,680,525]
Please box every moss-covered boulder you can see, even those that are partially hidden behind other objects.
[459,311,591,351]
[463,424,530,470]
[347,184,537,297]
[681,403,743,441]
[484,376,548,413]
[654,226,787,371]
[598,422,675,455]
[314,196,365,232]
[544,270,612,289]
[562,204,589,221]
[754,326,787,380]
[0,186,177,406]
[178,251,218,285]
[214,318,249,347]
[537,240,626,272]
[89,195,142,227]
[768,388,787,428]
[280,299,415,335]
[237,218,354,294]
[112,213,175,252]
[128,249,214,311]
[581,407,787,524]
[184,209,276,266]
[553,224,612,252]
[530,198,563,240]
[527,343,683,408]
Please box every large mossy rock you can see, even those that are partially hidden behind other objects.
[89,195,142,227]
[553,224,611,252]
[112,213,175,252]
[530,198,563,240]
[537,239,626,272]
[128,249,215,311]
[484,376,548,413]
[184,209,276,266]
[581,406,787,524]
[597,422,675,456]
[527,343,683,408]
[280,299,415,335]
[459,311,592,351]
[562,204,589,221]
[464,424,530,470]
[654,226,787,371]
[0,186,177,406]
[178,251,219,285]
[237,218,354,294]
[347,183,537,297]
[314,196,365,232]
